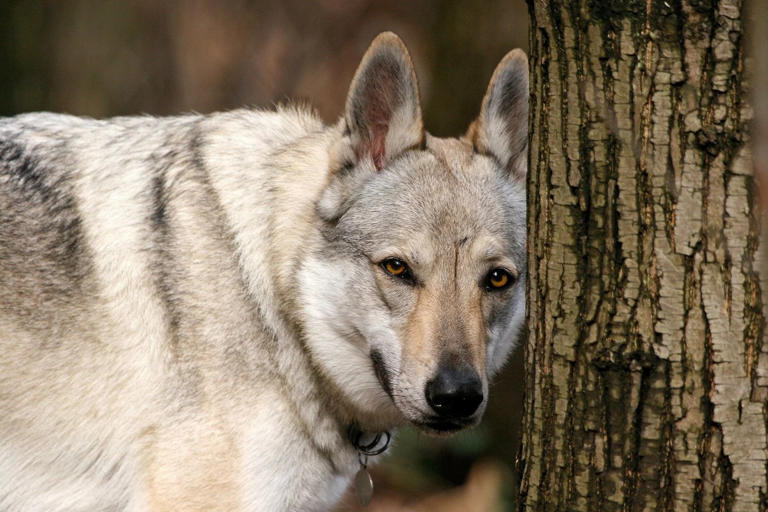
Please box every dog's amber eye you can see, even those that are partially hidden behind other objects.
[383,258,407,276]
[380,258,416,285]
[486,268,514,290]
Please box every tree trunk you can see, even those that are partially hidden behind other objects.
[520,1,765,511]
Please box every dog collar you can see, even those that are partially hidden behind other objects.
[347,425,391,506]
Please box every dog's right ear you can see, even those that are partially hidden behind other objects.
[342,32,424,171]
[468,49,528,180]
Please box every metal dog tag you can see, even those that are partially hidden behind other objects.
[354,467,374,506]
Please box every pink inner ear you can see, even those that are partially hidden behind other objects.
[370,124,388,170]
[353,124,388,170]
[361,90,393,170]
[354,58,400,171]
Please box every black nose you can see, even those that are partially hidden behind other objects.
[425,364,483,419]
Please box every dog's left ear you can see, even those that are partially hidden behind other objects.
[468,49,529,178]
[343,32,424,171]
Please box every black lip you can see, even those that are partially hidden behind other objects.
[416,417,472,433]
[370,349,394,399]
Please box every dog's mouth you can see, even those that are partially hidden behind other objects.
[415,416,474,434]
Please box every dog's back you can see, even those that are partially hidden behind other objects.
[0,113,193,510]
[0,110,333,511]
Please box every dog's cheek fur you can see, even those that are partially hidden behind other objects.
[485,278,526,377]
[296,253,404,425]
[371,273,440,418]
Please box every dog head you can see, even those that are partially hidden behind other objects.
[299,32,527,434]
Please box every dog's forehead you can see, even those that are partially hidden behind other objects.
[424,133,474,170]
[391,153,504,229]
[346,153,517,249]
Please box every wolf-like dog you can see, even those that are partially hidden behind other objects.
[0,33,528,511]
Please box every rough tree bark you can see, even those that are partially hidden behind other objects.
[520,1,765,511]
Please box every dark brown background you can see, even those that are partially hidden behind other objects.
[0,1,528,509]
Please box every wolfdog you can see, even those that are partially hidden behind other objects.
[0,32,528,511]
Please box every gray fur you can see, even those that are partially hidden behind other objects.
[0,33,527,511]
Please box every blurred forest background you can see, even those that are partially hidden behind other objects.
[0,1,527,509]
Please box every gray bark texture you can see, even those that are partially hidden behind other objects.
[520,1,766,511]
